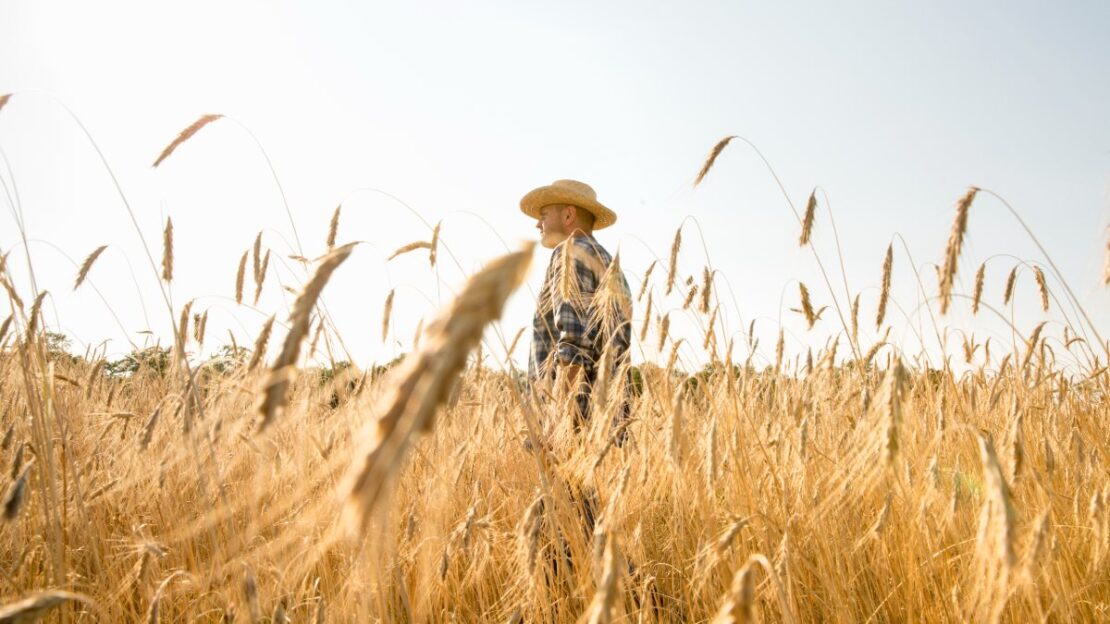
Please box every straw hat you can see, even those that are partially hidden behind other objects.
[520,179,617,230]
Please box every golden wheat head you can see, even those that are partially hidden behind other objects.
[340,242,533,533]
[694,135,737,188]
[152,114,223,167]
[256,243,357,431]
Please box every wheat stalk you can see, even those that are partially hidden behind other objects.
[74,245,108,290]
[938,187,978,314]
[161,217,174,282]
[637,260,656,302]
[798,283,816,329]
[140,406,161,451]
[0,590,91,622]
[10,445,24,480]
[341,243,533,531]
[639,292,653,343]
[327,205,341,250]
[880,357,905,465]
[194,310,208,346]
[429,221,441,268]
[694,135,736,188]
[388,241,432,261]
[0,278,23,311]
[700,267,713,314]
[583,533,624,624]
[679,283,697,308]
[799,190,816,246]
[381,289,395,344]
[666,339,684,371]
[224,257,247,312]
[658,313,671,353]
[712,559,758,624]
[247,315,276,372]
[152,114,223,167]
[3,463,30,521]
[876,243,892,329]
[1020,321,1047,371]
[26,291,47,337]
[972,263,985,315]
[1003,266,1018,305]
[703,305,719,351]
[850,293,860,344]
[666,227,682,295]
[774,329,785,373]
[558,238,579,305]
[252,232,263,284]
[1033,266,1049,312]
[254,250,270,305]
[256,243,357,431]
[0,315,11,347]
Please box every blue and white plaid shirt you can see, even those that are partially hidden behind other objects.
[529,233,632,407]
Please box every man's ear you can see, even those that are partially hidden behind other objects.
[564,205,578,227]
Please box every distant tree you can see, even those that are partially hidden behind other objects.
[318,360,354,385]
[205,345,249,375]
[107,346,171,377]
[42,331,82,366]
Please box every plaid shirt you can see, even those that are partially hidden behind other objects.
[529,233,632,400]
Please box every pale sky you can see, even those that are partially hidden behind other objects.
[2,1,1108,374]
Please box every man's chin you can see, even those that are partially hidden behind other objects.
[539,233,563,249]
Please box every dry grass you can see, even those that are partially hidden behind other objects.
[1,129,1108,624]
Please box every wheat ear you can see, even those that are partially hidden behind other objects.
[1033,266,1049,312]
[799,190,816,246]
[74,245,108,290]
[256,243,357,431]
[0,590,92,622]
[161,217,173,283]
[388,241,432,261]
[429,221,441,267]
[665,227,683,295]
[1003,266,1018,305]
[381,289,395,343]
[972,262,985,315]
[876,243,892,329]
[694,135,736,187]
[798,283,816,329]
[247,315,276,372]
[152,114,223,167]
[340,243,533,532]
[938,187,978,314]
[327,204,341,249]
[235,250,248,304]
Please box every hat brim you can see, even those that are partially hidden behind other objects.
[520,186,617,230]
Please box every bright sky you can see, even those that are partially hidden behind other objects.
[2,1,1108,374]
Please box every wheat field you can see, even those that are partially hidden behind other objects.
[1,110,1109,623]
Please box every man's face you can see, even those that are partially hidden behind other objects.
[536,204,572,249]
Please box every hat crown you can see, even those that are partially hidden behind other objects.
[551,179,597,202]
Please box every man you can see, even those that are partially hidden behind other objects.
[520,179,633,437]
